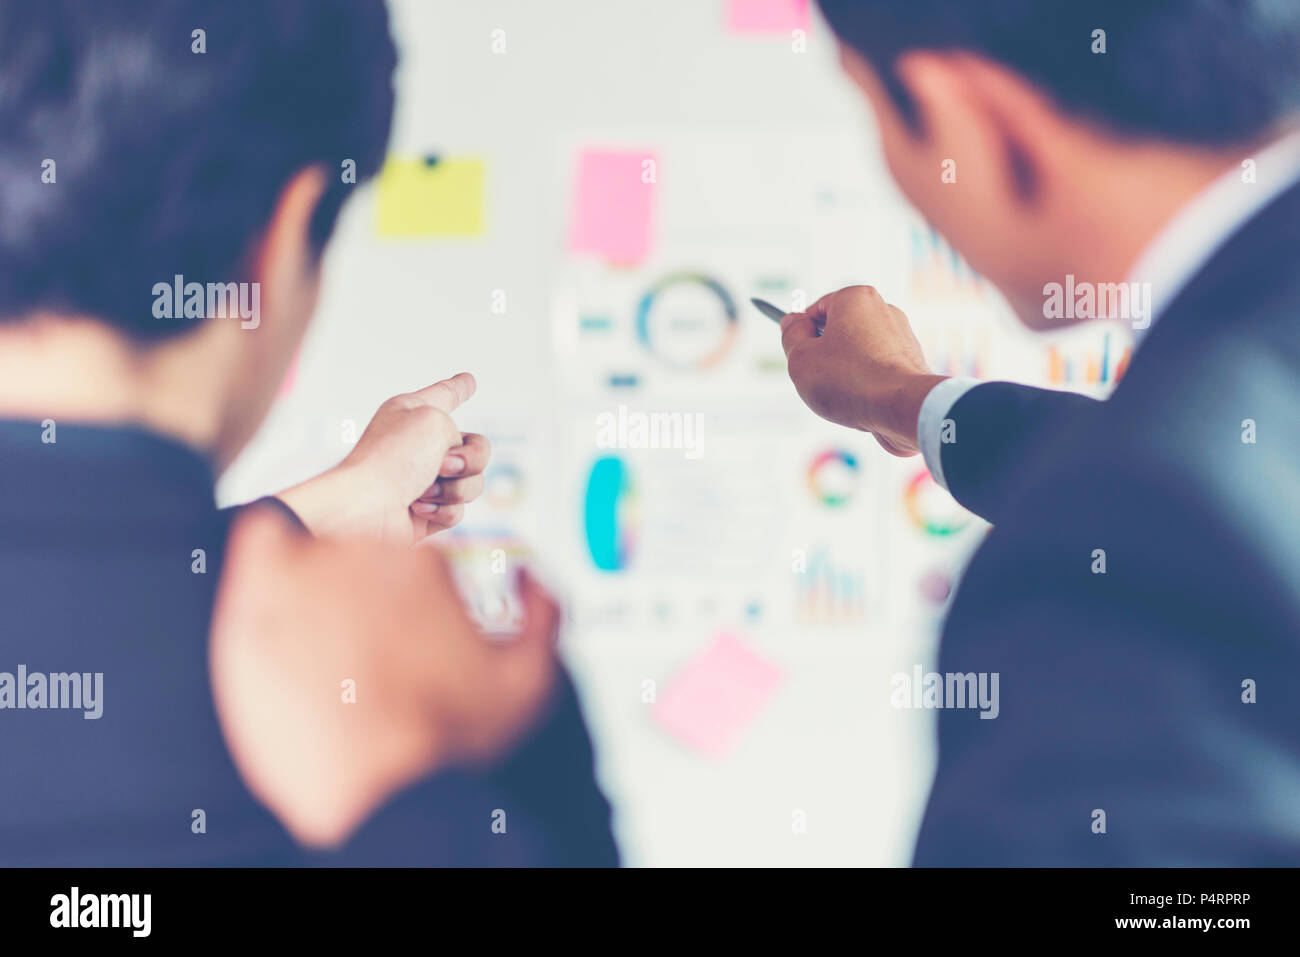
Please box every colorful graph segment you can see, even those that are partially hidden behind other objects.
[904,468,973,538]
[806,448,860,507]
[796,547,867,624]
[1046,331,1131,386]
[583,456,639,571]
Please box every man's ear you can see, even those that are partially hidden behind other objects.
[210,164,330,467]
[251,165,330,295]
[893,50,1073,205]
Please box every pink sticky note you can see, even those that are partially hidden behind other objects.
[568,150,656,265]
[653,633,783,758]
[725,0,809,33]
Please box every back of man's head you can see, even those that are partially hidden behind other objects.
[818,0,1300,145]
[0,0,396,340]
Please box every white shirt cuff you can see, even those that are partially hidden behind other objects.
[918,377,982,491]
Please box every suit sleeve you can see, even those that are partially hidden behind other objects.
[937,382,1099,525]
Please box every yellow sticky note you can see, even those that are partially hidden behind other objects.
[375,156,485,237]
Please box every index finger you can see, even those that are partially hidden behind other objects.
[410,372,477,413]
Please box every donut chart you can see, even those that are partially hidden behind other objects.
[634,272,739,370]
[904,467,973,537]
[806,448,860,508]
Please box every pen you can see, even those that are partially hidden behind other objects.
[751,297,824,336]
[750,297,787,323]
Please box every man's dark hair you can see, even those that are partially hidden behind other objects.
[818,0,1300,145]
[0,0,396,339]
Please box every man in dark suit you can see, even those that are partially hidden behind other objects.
[0,0,617,865]
[781,1,1300,863]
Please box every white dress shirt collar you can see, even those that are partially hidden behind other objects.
[1127,128,1300,342]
